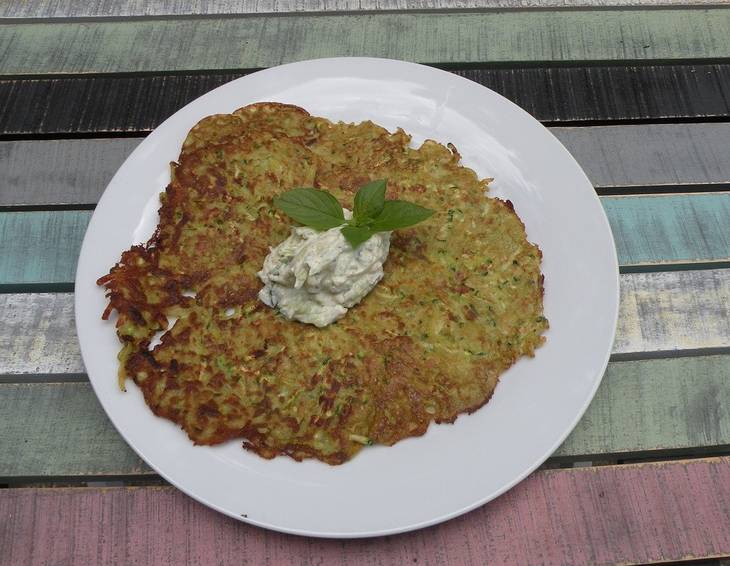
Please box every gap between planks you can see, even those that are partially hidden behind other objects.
[2,9,730,76]
[2,457,730,564]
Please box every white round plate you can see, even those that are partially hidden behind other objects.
[75,57,619,538]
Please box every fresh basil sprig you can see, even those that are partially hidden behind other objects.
[272,188,345,230]
[273,179,435,247]
[353,179,387,223]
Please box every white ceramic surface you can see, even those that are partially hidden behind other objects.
[75,57,619,538]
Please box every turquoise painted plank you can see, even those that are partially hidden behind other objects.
[1,9,730,76]
[604,193,730,267]
[2,193,729,286]
[0,211,88,286]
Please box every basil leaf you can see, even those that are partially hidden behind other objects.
[341,224,374,248]
[274,188,345,230]
[368,200,435,232]
[353,179,386,224]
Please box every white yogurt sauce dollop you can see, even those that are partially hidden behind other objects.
[257,210,390,327]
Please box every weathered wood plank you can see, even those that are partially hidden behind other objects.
[3,457,730,563]
[0,382,146,478]
[0,293,82,376]
[2,0,725,18]
[0,139,140,207]
[2,194,728,287]
[461,63,730,126]
[3,269,729,376]
[0,74,240,136]
[553,355,730,459]
[603,193,730,268]
[0,211,87,287]
[4,124,730,208]
[2,10,730,76]
[613,270,730,356]
[3,355,730,478]
[0,382,148,478]
[552,124,730,190]
[4,65,730,137]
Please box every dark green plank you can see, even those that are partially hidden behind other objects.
[0,382,149,478]
[554,355,730,460]
[3,355,729,478]
[2,10,730,76]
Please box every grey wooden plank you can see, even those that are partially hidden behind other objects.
[4,124,730,207]
[3,355,730,478]
[0,138,140,207]
[2,10,730,76]
[1,0,725,18]
[3,270,728,376]
[551,124,730,190]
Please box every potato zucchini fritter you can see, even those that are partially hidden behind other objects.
[98,102,548,464]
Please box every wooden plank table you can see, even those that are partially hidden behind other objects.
[2,2,730,564]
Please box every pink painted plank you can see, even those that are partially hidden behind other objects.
[2,457,730,565]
